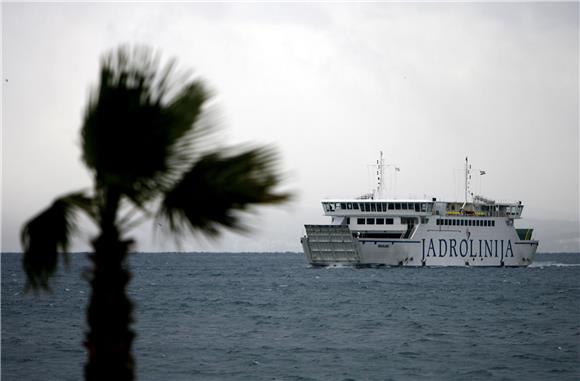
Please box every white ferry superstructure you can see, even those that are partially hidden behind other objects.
[300,154,538,267]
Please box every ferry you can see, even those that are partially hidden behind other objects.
[300,153,538,267]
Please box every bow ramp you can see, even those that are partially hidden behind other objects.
[301,225,361,266]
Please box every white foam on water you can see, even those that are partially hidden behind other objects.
[530,262,580,268]
[324,263,354,269]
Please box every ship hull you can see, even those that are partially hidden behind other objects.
[301,224,538,267]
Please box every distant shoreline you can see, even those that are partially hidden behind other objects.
[0,251,306,255]
[2,251,579,255]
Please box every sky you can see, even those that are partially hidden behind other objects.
[1,2,579,253]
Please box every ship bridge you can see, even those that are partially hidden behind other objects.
[322,198,525,219]
[322,200,433,216]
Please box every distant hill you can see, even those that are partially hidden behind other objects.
[522,218,580,253]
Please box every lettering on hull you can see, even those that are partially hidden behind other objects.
[421,238,514,262]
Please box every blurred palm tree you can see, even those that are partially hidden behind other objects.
[21,46,290,381]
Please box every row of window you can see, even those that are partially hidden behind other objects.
[357,218,395,225]
[437,219,495,227]
[325,202,430,213]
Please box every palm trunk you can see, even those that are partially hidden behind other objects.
[84,189,135,380]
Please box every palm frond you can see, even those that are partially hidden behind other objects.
[21,192,95,291]
[159,147,292,237]
[81,45,209,205]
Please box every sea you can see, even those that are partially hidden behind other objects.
[2,252,579,381]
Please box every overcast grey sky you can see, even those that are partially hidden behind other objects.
[2,2,579,252]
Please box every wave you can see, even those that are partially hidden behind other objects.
[530,262,580,268]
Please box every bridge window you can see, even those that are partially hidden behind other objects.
[371,203,376,212]
[388,203,394,210]
[382,203,387,211]
[395,203,401,210]
[353,203,359,210]
[347,203,352,210]
[415,203,420,212]
[376,218,384,224]
[402,203,408,210]
[421,203,427,212]
[357,218,365,224]
[365,203,370,212]
[366,218,375,225]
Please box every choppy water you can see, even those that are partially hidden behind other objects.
[2,252,579,380]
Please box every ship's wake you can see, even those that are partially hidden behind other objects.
[530,262,580,268]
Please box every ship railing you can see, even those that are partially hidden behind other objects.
[440,211,520,218]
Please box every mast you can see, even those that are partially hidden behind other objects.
[372,151,398,199]
[464,156,472,204]
[376,150,385,199]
